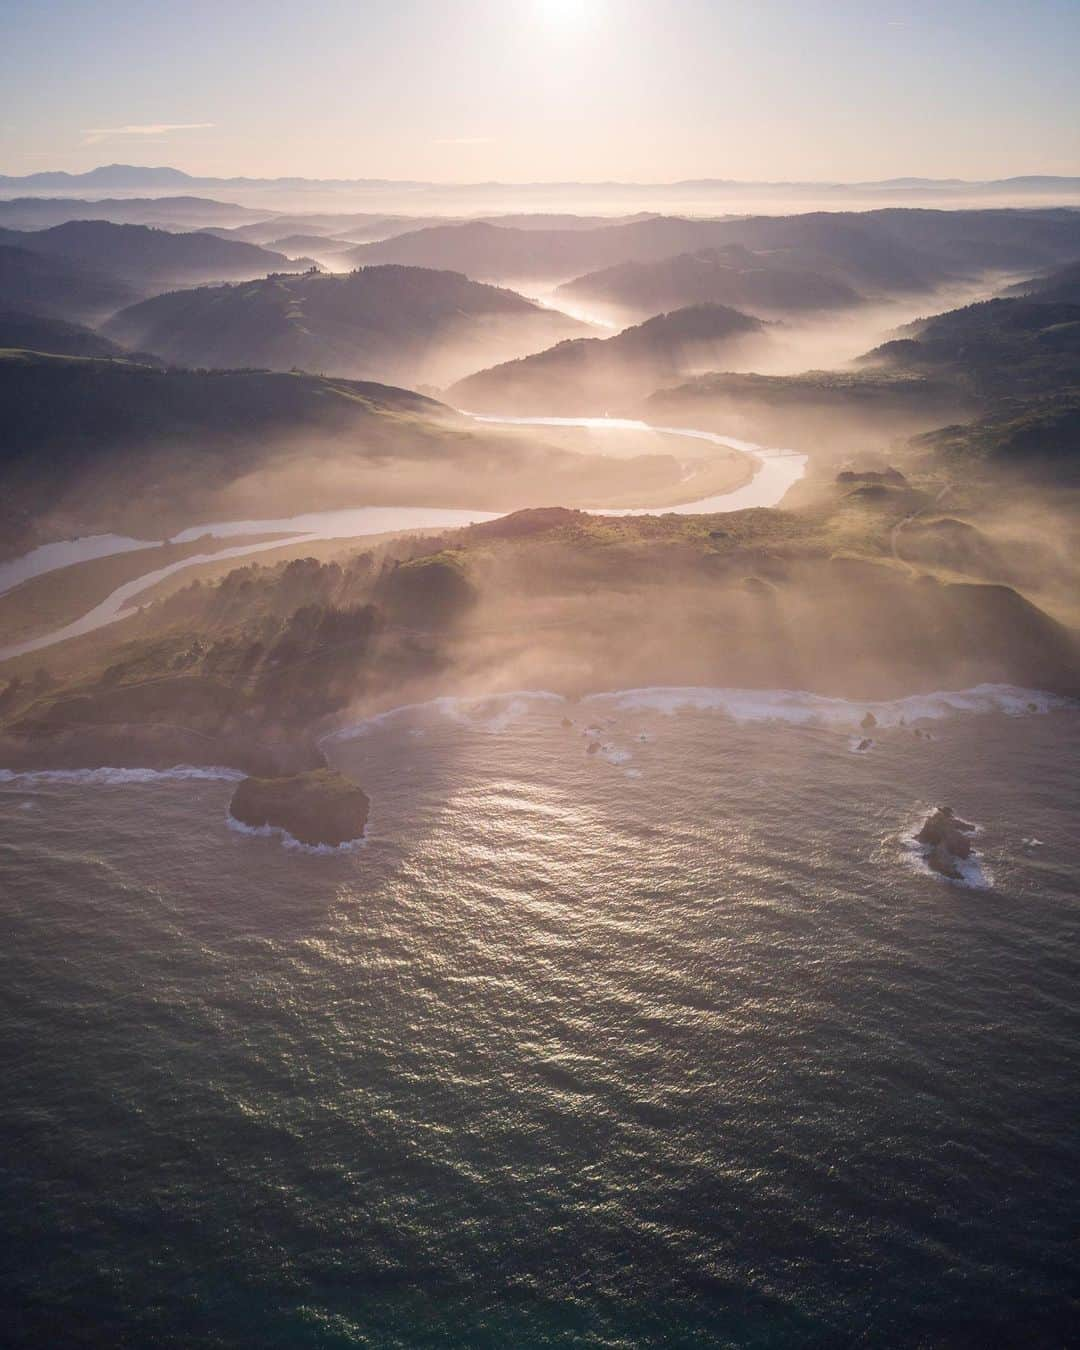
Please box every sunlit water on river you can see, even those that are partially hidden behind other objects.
[2,690,1078,1346]
[0,418,805,662]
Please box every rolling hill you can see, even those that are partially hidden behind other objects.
[0,311,145,362]
[1006,260,1080,305]
[0,220,309,289]
[913,393,1080,477]
[0,245,138,324]
[554,247,863,319]
[0,352,720,554]
[0,195,265,231]
[861,298,1080,398]
[103,266,590,388]
[347,208,1080,291]
[643,369,976,455]
[447,303,766,414]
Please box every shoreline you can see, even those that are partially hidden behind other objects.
[1,681,1069,780]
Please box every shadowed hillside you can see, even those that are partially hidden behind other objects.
[0,220,308,288]
[448,303,766,414]
[645,370,976,455]
[1005,259,1080,305]
[348,208,1080,289]
[0,352,735,555]
[862,298,1080,398]
[104,266,590,388]
[0,310,153,362]
[0,245,137,324]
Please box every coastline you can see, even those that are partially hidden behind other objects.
[1,680,1069,779]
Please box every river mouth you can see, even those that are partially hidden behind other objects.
[0,415,807,662]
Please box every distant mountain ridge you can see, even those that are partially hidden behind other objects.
[3,164,1080,198]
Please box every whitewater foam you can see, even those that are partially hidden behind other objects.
[584,683,1069,729]
[0,765,247,786]
[225,814,367,855]
[899,809,993,891]
[321,682,1071,759]
[326,690,567,742]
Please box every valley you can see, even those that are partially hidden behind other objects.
[1,201,1078,782]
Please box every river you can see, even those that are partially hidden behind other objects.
[0,416,806,662]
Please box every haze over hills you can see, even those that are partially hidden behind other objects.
[644,369,979,456]
[199,214,450,247]
[3,163,1080,214]
[0,220,310,290]
[554,246,864,321]
[0,244,138,324]
[861,297,1080,399]
[262,234,359,260]
[1005,259,1080,305]
[347,209,1080,291]
[0,195,266,231]
[194,213,649,248]
[0,351,733,559]
[6,0,1080,1332]
[647,286,1080,458]
[103,265,591,388]
[448,303,766,414]
[0,311,145,363]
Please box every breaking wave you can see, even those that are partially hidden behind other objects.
[326,690,567,742]
[325,682,1070,746]
[583,683,1070,728]
[898,809,993,890]
[225,814,367,855]
[0,765,246,786]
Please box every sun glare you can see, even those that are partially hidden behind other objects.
[534,0,591,25]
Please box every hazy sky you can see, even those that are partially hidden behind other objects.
[3,0,1078,181]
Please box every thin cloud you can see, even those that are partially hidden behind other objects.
[434,136,495,146]
[81,122,214,145]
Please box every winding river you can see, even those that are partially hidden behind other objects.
[0,416,806,663]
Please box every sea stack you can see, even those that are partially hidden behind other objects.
[229,769,370,848]
[916,805,977,879]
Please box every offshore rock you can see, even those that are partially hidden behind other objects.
[229,769,370,847]
[917,805,977,878]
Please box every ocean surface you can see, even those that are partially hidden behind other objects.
[2,689,1078,1347]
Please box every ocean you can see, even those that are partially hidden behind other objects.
[1,688,1078,1346]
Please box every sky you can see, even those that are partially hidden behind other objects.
[2,0,1078,182]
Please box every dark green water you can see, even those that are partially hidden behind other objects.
[1,690,1078,1347]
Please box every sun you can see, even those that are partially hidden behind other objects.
[533,0,592,25]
